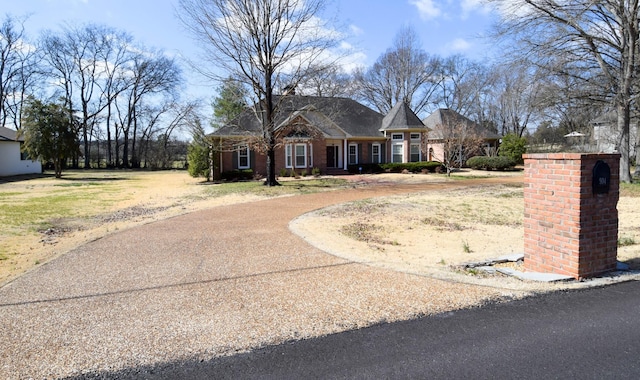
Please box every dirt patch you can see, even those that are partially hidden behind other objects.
[292,172,640,290]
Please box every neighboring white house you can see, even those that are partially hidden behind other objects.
[0,126,42,177]
[591,112,638,156]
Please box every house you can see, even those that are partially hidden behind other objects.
[0,126,42,177]
[422,108,501,166]
[210,95,499,178]
[591,112,638,156]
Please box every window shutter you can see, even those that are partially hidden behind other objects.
[368,143,372,162]
[232,151,238,169]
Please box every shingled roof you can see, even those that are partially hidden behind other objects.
[0,126,21,142]
[423,108,500,140]
[380,102,425,132]
[212,95,385,139]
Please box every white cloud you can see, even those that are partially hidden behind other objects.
[449,38,471,51]
[409,0,442,20]
[349,24,364,37]
[460,0,492,19]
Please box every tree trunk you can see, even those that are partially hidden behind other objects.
[263,74,279,187]
[265,145,279,186]
[634,125,640,179]
[83,121,90,169]
[618,104,632,183]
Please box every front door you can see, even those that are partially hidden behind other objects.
[326,146,338,168]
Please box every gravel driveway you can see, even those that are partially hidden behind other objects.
[0,178,523,379]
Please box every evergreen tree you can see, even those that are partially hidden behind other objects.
[187,118,211,181]
[211,78,247,129]
[499,133,527,164]
[20,98,79,178]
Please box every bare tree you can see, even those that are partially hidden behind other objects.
[354,26,441,116]
[115,51,181,168]
[178,0,342,186]
[64,24,111,169]
[436,55,490,117]
[488,0,640,182]
[490,60,544,137]
[297,64,355,98]
[138,100,199,168]
[427,120,485,176]
[0,14,40,130]
[95,28,135,167]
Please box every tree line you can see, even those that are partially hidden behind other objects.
[186,0,640,183]
[5,1,640,182]
[1,14,198,171]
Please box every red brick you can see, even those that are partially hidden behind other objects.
[523,154,620,279]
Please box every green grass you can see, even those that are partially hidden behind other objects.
[0,190,112,230]
[621,182,640,197]
[618,236,637,247]
[0,172,349,236]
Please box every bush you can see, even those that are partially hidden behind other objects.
[379,161,444,173]
[499,133,527,164]
[347,162,443,174]
[466,156,516,171]
[220,169,254,181]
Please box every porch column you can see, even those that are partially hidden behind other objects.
[343,139,348,170]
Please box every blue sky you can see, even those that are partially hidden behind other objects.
[3,0,498,98]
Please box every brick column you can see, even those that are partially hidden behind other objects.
[523,153,620,279]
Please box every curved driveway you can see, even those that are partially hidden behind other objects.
[0,177,521,379]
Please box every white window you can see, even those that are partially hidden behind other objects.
[237,145,250,169]
[392,143,403,163]
[286,143,308,168]
[410,143,421,162]
[348,144,358,165]
[372,143,381,164]
[410,133,421,141]
[285,144,293,168]
[295,144,307,167]
[392,133,404,141]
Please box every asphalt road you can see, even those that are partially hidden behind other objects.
[87,280,640,379]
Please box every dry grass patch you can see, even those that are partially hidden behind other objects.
[0,171,348,285]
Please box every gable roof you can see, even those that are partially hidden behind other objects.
[380,102,425,132]
[0,126,21,142]
[423,108,500,140]
[212,95,385,139]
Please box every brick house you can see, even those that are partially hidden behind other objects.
[422,108,501,166]
[209,95,499,178]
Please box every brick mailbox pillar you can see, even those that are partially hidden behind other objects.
[523,153,620,279]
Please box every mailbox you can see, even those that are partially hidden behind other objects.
[592,160,611,194]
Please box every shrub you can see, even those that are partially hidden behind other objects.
[379,161,444,173]
[311,167,321,177]
[220,169,254,181]
[499,133,527,164]
[466,156,516,171]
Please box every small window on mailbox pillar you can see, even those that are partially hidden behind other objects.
[592,160,610,194]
